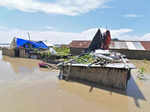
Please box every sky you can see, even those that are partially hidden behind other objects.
[0,0,150,44]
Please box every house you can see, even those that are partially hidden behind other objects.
[69,40,150,60]
[69,28,150,60]
[3,37,48,58]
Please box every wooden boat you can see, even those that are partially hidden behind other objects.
[39,62,48,68]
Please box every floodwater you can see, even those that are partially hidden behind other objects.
[0,51,149,112]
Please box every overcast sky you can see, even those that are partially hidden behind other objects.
[0,0,150,44]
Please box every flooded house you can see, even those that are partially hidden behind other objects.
[70,39,150,60]
[2,37,48,58]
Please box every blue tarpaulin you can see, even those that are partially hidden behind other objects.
[16,38,48,49]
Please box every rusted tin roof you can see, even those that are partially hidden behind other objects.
[70,40,150,51]
[69,40,91,48]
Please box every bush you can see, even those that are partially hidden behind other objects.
[40,51,51,58]
[53,46,70,56]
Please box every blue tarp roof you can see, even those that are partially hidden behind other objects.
[16,38,48,49]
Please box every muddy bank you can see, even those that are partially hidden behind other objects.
[0,51,150,112]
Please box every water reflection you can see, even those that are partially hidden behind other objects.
[58,71,147,109]
[0,51,52,82]
[2,56,39,74]
[127,76,146,108]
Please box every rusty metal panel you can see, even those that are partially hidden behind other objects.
[70,41,91,48]
[141,41,150,51]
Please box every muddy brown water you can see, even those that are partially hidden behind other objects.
[0,51,149,112]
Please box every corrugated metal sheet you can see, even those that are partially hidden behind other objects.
[70,41,91,48]
[133,42,145,50]
[112,42,128,49]
[126,42,136,50]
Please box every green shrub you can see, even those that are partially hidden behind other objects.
[40,51,51,58]
[53,46,70,56]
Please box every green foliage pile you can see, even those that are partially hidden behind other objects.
[64,54,95,64]
[76,54,94,64]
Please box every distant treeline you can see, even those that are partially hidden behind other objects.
[112,38,119,41]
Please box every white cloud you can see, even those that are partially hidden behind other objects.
[141,33,150,41]
[80,28,133,40]
[0,28,81,44]
[0,0,109,16]
[123,14,143,18]
[1,26,150,44]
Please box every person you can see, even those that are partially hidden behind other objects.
[102,30,111,50]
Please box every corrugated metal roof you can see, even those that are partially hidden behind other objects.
[70,41,91,48]
[133,42,145,50]
[70,40,150,51]
[110,41,128,49]
[126,42,137,50]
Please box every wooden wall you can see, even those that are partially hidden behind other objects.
[70,47,85,56]
[62,65,130,90]
[2,48,15,57]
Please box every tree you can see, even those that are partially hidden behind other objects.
[112,38,119,41]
